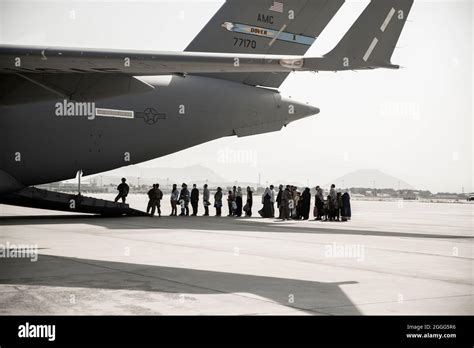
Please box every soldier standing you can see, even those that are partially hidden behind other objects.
[115,178,129,204]
[147,184,158,216]
[155,183,163,217]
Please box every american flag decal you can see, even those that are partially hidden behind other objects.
[269,1,284,13]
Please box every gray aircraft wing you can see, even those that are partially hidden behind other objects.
[0,48,309,104]
[0,47,313,104]
[0,46,318,76]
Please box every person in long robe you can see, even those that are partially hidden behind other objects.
[258,187,273,218]
[335,192,342,221]
[288,186,295,218]
[341,191,352,221]
[323,199,329,221]
[293,190,301,219]
[214,187,223,217]
[276,185,283,218]
[245,187,253,217]
[280,186,292,220]
[300,187,311,220]
[202,184,211,216]
[170,184,179,216]
[190,184,199,216]
[179,183,190,216]
[329,184,337,202]
[315,186,324,221]
[235,186,243,217]
[327,194,335,221]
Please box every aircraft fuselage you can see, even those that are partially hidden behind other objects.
[0,75,317,194]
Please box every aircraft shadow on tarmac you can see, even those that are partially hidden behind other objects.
[0,215,472,240]
[0,255,360,315]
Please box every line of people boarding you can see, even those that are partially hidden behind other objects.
[138,181,351,221]
[259,184,351,222]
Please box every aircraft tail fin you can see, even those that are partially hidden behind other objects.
[185,0,345,87]
[324,0,414,70]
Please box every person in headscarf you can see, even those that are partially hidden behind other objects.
[329,184,337,221]
[232,185,237,215]
[179,183,190,216]
[258,187,273,218]
[327,194,335,221]
[244,186,253,217]
[227,190,236,217]
[170,184,179,216]
[294,190,301,219]
[335,192,342,221]
[203,184,211,216]
[235,186,243,217]
[280,185,292,220]
[287,186,293,217]
[300,187,311,220]
[190,184,199,216]
[276,185,283,218]
[329,184,337,203]
[290,186,299,219]
[341,191,352,222]
[315,186,324,221]
[214,187,223,217]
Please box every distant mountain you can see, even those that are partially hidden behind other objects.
[328,169,414,190]
[93,165,228,184]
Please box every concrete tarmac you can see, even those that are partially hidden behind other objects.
[0,196,472,315]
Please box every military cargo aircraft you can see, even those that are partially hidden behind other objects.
[0,0,414,213]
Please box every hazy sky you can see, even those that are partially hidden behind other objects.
[1,0,472,193]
